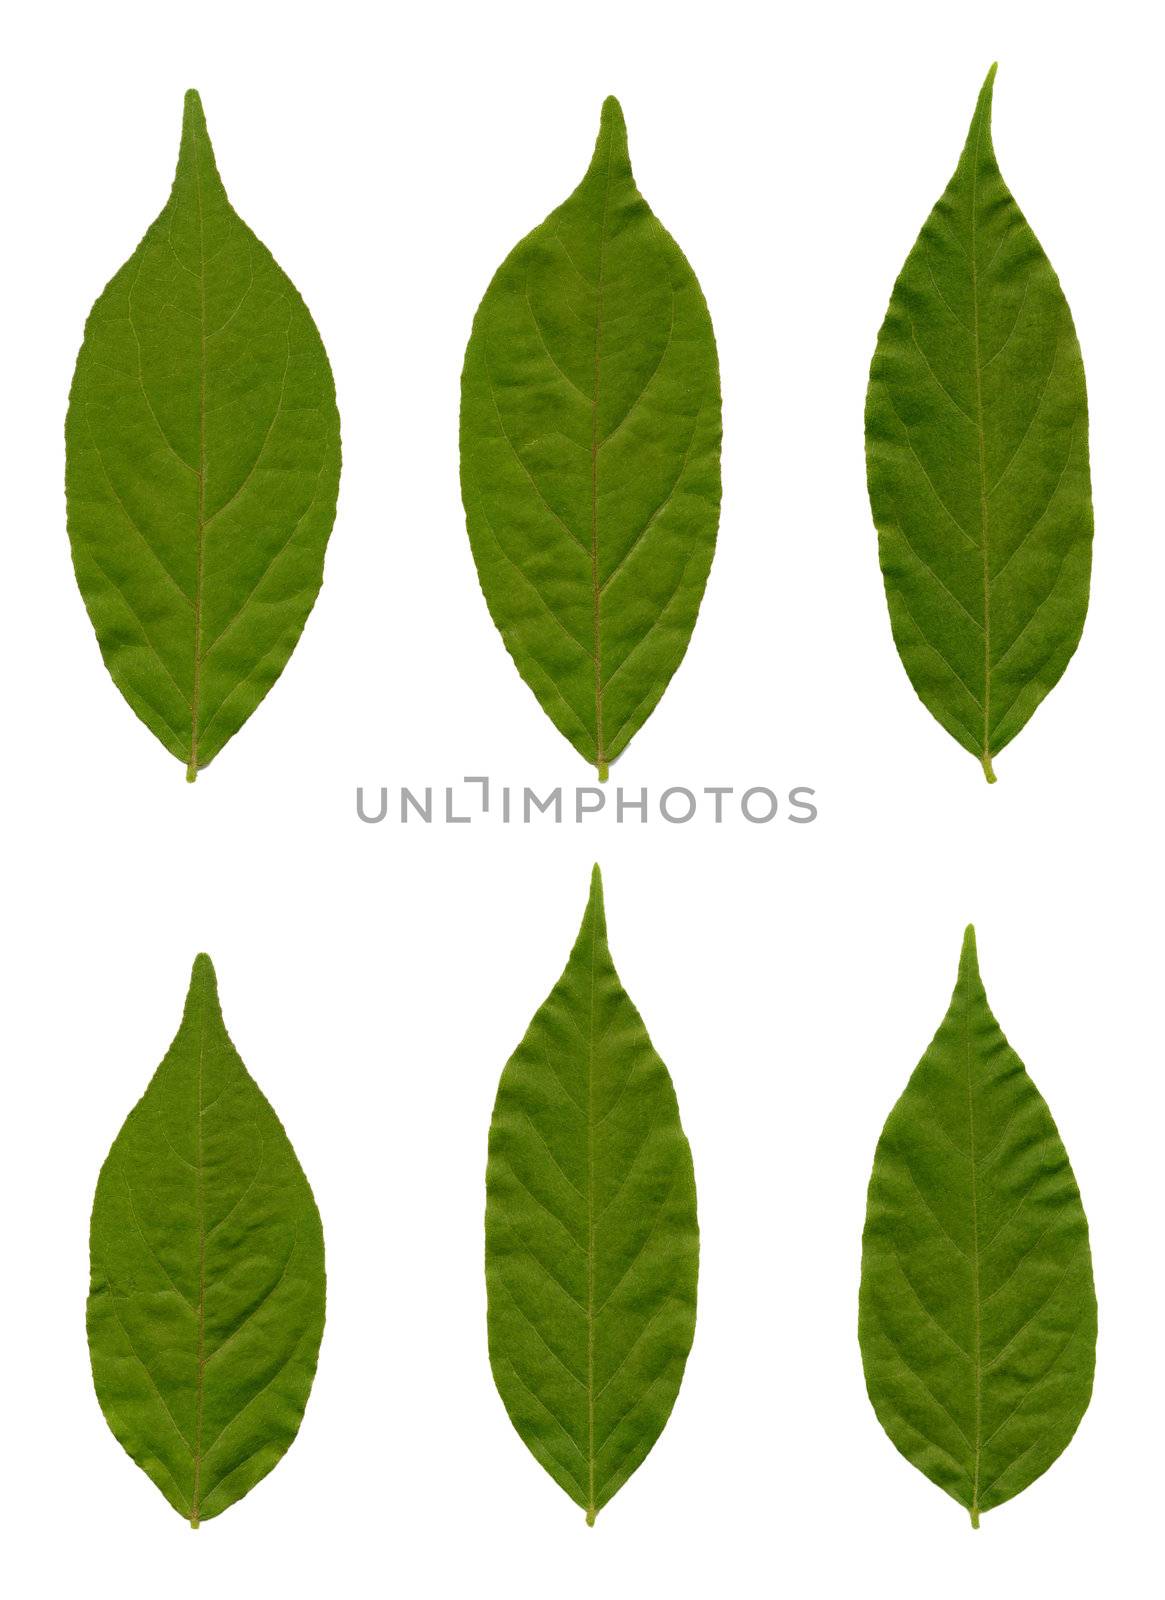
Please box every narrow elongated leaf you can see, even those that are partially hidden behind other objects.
[66,91,341,780]
[87,955,326,1524]
[859,928,1096,1525]
[461,99,721,778]
[866,66,1092,781]
[485,866,698,1521]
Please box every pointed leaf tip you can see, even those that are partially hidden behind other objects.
[190,952,217,987]
[177,88,214,189]
[958,924,979,976]
[181,88,208,137]
[974,63,998,128]
[597,95,629,163]
[586,864,607,935]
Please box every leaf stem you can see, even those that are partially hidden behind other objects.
[980,753,996,783]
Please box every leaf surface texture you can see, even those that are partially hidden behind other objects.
[66,90,341,779]
[87,955,326,1524]
[859,928,1096,1524]
[485,866,698,1521]
[865,67,1092,780]
[461,98,721,777]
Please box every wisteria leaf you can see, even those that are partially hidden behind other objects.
[859,927,1096,1525]
[485,866,699,1521]
[87,955,326,1524]
[865,66,1092,781]
[461,98,721,778]
[66,90,341,780]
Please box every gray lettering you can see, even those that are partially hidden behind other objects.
[703,786,733,822]
[659,786,696,823]
[617,787,648,822]
[355,786,388,824]
[741,786,778,823]
[788,786,818,823]
[524,787,563,822]
[401,787,432,822]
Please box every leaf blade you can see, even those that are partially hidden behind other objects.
[485,865,699,1521]
[461,99,721,776]
[66,91,341,779]
[866,67,1093,780]
[859,927,1097,1524]
[87,954,326,1523]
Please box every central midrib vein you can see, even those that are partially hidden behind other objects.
[584,910,598,1524]
[190,996,209,1526]
[590,135,614,781]
[968,112,994,782]
[187,120,209,783]
[965,998,983,1527]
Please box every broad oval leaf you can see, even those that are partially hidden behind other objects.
[485,866,699,1522]
[859,927,1096,1525]
[461,98,721,778]
[87,955,326,1524]
[66,91,342,780]
[865,66,1092,782]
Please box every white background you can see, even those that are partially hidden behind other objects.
[1,0,1160,1594]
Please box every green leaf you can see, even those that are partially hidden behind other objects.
[66,91,342,781]
[87,955,326,1525]
[865,66,1093,782]
[859,927,1096,1526]
[460,98,721,779]
[485,865,699,1522]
